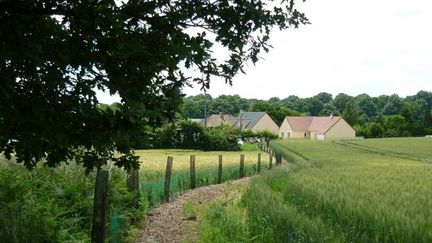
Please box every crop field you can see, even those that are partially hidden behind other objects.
[137,148,269,206]
[202,138,432,242]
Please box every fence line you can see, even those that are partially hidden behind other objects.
[159,143,282,199]
[91,144,282,242]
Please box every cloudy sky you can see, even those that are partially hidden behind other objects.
[97,0,432,103]
[184,0,432,99]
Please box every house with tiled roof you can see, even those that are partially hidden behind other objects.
[200,114,235,127]
[231,112,279,134]
[279,116,355,140]
[199,112,279,134]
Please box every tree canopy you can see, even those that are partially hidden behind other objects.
[0,0,308,170]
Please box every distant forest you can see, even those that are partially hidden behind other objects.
[180,91,432,138]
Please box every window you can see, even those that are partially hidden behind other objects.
[304,133,307,137]
[281,132,284,138]
[288,132,290,138]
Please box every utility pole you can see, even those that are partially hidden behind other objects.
[204,94,207,128]
[239,110,243,131]
[219,112,223,126]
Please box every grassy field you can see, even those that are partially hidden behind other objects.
[200,138,432,242]
[137,147,269,206]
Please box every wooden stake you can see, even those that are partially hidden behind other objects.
[269,153,273,169]
[127,167,140,207]
[239,154,245,178]
[91,169,109,243]
[257,153,261,173]
[218,155,223,184]
[164,156,173,202]
[190,155,196,189]
[127,168,139,192]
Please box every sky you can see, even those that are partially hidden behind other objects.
[97,0,432,104]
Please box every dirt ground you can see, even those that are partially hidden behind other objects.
[136,177,251,243]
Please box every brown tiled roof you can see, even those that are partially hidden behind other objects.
[201,114,235,127]
[285,116,342,133]
[284,116,313,132]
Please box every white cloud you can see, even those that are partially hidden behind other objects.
[184,0,432,99]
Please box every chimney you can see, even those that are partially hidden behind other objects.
[330,113,334,119]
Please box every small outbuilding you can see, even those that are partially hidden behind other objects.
[279,116,355,140]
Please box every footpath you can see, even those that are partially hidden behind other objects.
[136,177,251,243]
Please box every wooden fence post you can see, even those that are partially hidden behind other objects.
[218,155,223,184]
[257,153,261,173]
[127,167,140,207]
[91,169,109,243]
[127,168,139,192]
[164,156,173,202]
[269,153,273,169]
[239,154,245,178]
[190,155,196,189]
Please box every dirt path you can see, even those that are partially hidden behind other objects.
[136,177,251,243]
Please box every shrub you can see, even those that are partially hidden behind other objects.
[206,125,241,151]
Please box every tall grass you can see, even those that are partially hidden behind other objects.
[0,161,146,243]
[198,138,432,242]
[257,138,432,242]
[243,168,346,243]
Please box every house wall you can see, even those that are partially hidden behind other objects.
[279,119,291,138]
[279,120,307,139]
[325,119,356,139]
[251,113,279,134]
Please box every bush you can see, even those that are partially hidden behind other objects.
[175,120,209,149]
[206,125,241,151]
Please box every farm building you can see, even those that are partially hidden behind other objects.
[279,116,355,140]
[231,112,279,134]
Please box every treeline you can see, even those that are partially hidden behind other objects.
[180,91,432,138]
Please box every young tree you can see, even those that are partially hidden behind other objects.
[0,0,308,170]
